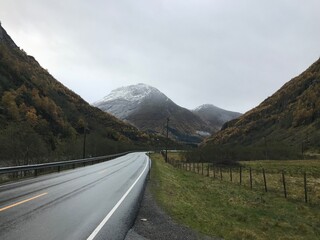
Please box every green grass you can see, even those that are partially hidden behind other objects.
[150,153,320,240]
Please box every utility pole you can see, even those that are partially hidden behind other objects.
[165,117,169,163]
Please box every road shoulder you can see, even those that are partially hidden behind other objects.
[125,182,218,240]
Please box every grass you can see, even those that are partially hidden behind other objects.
[149,153,320,240]
[239,160,320,204]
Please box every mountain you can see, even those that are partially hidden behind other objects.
[94,83,214,144]
[0,24,164,166]
[192,104,242,132]
[203,58,320,160]
[94,83,167,119]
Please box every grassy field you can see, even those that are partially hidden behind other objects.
[240,160,320,204]
[168,155,320,204]
[150,153,320,240]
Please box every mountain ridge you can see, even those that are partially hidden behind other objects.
[94,83,241,143]
[203,57,320,159]
[192,104,242,132]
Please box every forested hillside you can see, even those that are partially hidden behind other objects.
[201,58,320,160]
[0,24,166,166]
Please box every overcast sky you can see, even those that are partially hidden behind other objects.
[1,0,320,113]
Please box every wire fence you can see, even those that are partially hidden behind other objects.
[167,158,320,205]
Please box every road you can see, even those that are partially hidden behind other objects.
[0,152,150,240]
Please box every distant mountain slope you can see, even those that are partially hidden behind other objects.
[204,58,320,159]
[0,24,161,165]
[192,104,241,131]
[94,84,213,143]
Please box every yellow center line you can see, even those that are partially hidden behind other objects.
[0,192,48,212]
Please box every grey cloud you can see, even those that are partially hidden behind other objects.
[0,0,319,113]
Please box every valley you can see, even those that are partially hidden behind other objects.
[0,5,320,239]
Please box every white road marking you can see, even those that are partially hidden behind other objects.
[98,170,107,174]
[86,156,149,240]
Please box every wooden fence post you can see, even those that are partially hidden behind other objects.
[230,168,233,182]
[304,172,308,203]
[207,163,210,177]
[282,170,287,198]
[202,162,204,175]
[263,168,267,192]
[220,168,223,180]
[239,166,242,185]
[249,167,253,189]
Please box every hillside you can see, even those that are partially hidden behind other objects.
[203,58,320,159]
[94,83,213,144]
[192,104,242,132]
[0,24,165,166]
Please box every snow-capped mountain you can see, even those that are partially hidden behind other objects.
[93,83,168,119]
[192,104,242,131]
[93,83,212,143]
[93,84,241,143]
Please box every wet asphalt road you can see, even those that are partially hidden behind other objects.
[0,152,150,240]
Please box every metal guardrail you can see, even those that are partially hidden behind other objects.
[0,152,132,175]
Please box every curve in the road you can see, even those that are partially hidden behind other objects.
[0,152,150,240]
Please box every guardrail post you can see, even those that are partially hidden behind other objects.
[58,166,61,173]
[34,169,38,177]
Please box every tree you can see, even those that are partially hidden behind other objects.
[1,91,19,120]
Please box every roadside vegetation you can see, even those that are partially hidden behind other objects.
[150,153,320,240]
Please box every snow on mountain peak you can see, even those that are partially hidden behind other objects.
[193,104,219,111]
[101,83,162,103]
[93,83,168,119]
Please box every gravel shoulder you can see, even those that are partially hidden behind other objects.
[125,181,219,240]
